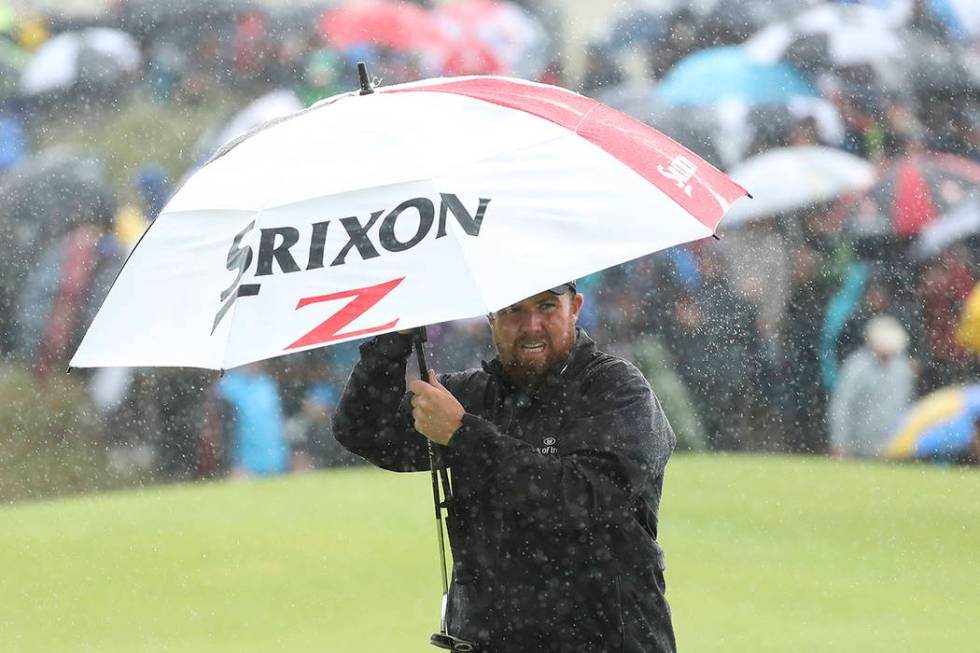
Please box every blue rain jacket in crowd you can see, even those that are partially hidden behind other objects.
[334,329,677,653]
[218,372,288,475]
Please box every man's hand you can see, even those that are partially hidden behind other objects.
[409,370,464,446]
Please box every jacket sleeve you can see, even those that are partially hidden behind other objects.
[332,333,431,472]
[447,359,675,529]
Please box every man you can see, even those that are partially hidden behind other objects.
[333,282,677,652]
[829,314,915,459]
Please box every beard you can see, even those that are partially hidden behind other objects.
[496,328,576,389]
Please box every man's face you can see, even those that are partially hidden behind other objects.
[489,290,584,388]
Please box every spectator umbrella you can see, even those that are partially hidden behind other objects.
[657,46,817,107]
[19,27,141,95]
[883,385,980,461]
[722,146,874,226]
[830,153,980,240]
[435,0,549,79]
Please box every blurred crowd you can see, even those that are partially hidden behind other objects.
[0,0,978,484]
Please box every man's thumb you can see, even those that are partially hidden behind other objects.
[428,369,442,387]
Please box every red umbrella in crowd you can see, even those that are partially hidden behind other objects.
[829,153,980,241]
[435,0,549,78]
[318,1,450,54]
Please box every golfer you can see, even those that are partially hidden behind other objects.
[334,282,677,652]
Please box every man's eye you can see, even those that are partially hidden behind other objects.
[540,302,557,310]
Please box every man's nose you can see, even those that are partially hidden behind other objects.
[521,309,544,331]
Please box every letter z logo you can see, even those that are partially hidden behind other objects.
[284,277,405,351]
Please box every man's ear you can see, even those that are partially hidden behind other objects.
[571,293,584,323]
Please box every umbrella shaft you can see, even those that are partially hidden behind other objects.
[431,445,450,594]
[416,328,451,632]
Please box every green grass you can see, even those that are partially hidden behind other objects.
[0,455,978,652]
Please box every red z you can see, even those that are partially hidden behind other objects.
[285,277,404,350]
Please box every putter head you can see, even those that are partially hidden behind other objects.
[430,632,478,652]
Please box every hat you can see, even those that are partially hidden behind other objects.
[865,314,908,357]
[546,281,577,295]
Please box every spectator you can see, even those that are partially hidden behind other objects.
[829,315,916,458]
[217,362,289,477]
[956,282,980,356]
[285,382,361,469]
[917,247,976,388]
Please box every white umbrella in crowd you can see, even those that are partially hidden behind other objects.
[722,145,874,226]
[19,27,141,95]
[743,3,905,69]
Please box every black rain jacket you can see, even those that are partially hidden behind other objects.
[334,328,677,653]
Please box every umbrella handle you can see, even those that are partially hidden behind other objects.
[414,327,453,635]
[415,328,454,500]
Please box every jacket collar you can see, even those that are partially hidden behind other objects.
[482,327,596,398]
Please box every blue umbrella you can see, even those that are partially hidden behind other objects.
[884,385,980,460]
[658,46,817,107]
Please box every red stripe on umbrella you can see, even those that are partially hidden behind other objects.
[893,157,938,237]
[385,77,746,231]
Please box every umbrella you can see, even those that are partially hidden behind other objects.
[913,198,980,259]
[722,146,875,226]
[877,31,980,95]
[435,0,549,79]
[743,4,906,70]
[698,0,824,42]
[883,384,980,461]
[657,46,817,107]
[0,147,114,254]
[829,153,980,241]
[71,73,746,370]
[70,70,747,646]
[319,1,450,56]
[928,0,980,41]
[0,147,115,352]
[19,27,141,96]
[596,81,723,167]
[205,88,305,159]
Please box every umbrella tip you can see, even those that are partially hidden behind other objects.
[746,191,754,199]
[357,62,374,96]
[65,366,73,375]
[712,233,721,241]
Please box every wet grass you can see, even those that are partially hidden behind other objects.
[0,454,977,652]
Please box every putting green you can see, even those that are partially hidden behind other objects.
[1,455,978,652]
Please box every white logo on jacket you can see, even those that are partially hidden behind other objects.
[536,437,558,455]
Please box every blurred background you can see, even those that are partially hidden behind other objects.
[1,2,979,651]
[0,0,977,498]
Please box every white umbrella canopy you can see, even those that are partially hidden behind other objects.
[213,88,305,154]
[722,145,874,226]
[71,75,747,371]
[913,198,979,259]
[744,3,905,69]
[19,27,141,95]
